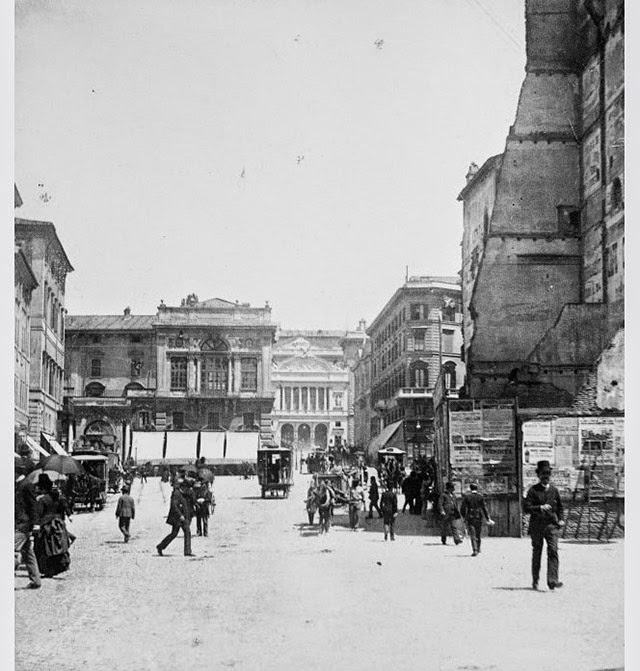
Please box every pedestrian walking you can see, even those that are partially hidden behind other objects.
[366,475,382,519]
[305,481,319,525]
[317,482,334,534]
[14,462,41,589]
[156,480,195,557]
[379,480,398,540]
[460,483,494,556]
[194,479,212,537]
[34,474,73,578]
[115,485,135,543]
[348,479,364,530]
[419,474,432,519]
[438,482,463,545]
[523,460,564,590]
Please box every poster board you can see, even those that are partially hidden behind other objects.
[448,404,517,494]
[521,415,624,496]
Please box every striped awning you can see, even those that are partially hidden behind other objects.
[41,433,69,456]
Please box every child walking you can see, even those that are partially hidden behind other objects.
[115,486,135,542]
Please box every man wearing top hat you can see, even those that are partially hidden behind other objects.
[523,460,564,590]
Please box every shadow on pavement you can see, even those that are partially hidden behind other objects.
[493,586,539,591]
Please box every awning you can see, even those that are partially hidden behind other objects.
[41,433,69,456]
[199,431,226,461]
[225,431,259,462]
[165,431,198,461]
[131,431,165,463]
[25,436,49,458]
[366,420,404,459]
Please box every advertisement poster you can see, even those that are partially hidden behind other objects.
[482,408,514,440]
[450,407,516,493]
[579,417,615,465]
[522,419,554,465]
[554,417,579,466]
[583,128,602,196]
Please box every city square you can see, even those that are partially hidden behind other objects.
[13,0,627,669]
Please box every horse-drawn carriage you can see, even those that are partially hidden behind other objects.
[257,446,293,498]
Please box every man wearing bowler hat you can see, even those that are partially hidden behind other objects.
[156,479,195,557]
[523,460,564,590]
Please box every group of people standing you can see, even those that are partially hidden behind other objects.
[15,465,75,589]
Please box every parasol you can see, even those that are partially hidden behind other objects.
[41,454,85,476]
[25,468,67,485]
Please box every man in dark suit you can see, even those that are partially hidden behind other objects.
[438,481,463,545]
[460,483,494,556]
[156,480,195,557]
[523,460,564,590]
[15,463,42,589]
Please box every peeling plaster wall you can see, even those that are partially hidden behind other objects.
[597,328,624,410]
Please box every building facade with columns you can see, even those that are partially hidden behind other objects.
[64,296,276,458]
[271,328,365,455]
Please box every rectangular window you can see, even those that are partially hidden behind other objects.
[318,388,325,411]
[284,387,292,411]
[309,387,316,411]
[201,357,228,391]
[442,329,455,353]
[170,357,187,390]
[243,413,255,430]
[414,368,426,387]
[172,411,185,429]
[293,387,300,411]
[207,412,220,429]
[138,411,151,429]
[410,303,421,320]
[413,329,426,351]
[301,387,308,411]
[240,358,258,391]
[90,358,102,377]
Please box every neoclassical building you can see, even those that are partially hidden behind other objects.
[64,296,276,458]
[271,328,365,454]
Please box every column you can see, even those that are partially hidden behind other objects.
[122,421,129,463]
[227,358,233,393]
[257,357,263,393]
[234,356,242,393]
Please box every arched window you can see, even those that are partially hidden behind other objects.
[85,382,105,397]
[200,337,229,391]
[443,361,457,390]
[124,381,144,396]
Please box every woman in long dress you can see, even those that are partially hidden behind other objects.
[34,474,72,578]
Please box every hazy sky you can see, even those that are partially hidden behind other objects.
[14,0,526,330]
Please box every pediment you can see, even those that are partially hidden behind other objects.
[278,355,331,372]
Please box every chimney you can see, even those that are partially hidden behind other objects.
[123,307,131,318]
[358,319,367,331]
[465,162,479,184]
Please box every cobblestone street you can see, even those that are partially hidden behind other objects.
[15,476,624,671]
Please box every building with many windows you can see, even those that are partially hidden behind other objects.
[64,296,276,458]
[270,328,365,455]
[15,216,74,444]
[354,276,465,460]
[14,245,38,445]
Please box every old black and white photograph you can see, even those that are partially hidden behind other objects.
[10,1,631,669]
